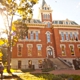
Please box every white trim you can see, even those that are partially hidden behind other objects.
[46,46,55,58]
[45,31,52,34]
[59,30,79,34]
[36,44,42,47]
[60,44,66,56]
[28,29,40,33]
[27,44,33,48]
[69,44,75,56]
[60,44,66,48]
[17,44,23,47]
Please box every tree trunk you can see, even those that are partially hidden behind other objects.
[7,46,11,73]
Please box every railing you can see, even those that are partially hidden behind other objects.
[58,57,73,68]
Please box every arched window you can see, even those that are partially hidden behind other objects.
[47,47,53,55]
[47,32,50,42]
[61,32,64,41]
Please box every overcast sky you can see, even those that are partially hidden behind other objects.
[33,0,80,24]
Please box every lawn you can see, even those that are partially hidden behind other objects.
[17,73,80,80]
[2,69,80,80]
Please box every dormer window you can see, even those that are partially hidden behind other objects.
[47,8,49,10]
[47,22,50,28]
[45,7,46,10]
[66,22,68,24]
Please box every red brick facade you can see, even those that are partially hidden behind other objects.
[11,0,80,69]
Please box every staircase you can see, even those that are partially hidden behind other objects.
[50,58,73,70]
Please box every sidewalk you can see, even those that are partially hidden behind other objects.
[31,69,80,75]
[1,69,80,79]
[49,70,80,75]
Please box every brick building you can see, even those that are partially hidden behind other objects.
[11,0,80,69]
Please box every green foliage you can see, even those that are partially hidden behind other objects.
[1,48,7,64]
[42,68,55,72]
[21,69,35,72]
[69,75,80,80]
[0,0,39,47]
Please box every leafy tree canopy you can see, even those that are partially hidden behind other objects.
[0,0,39,46]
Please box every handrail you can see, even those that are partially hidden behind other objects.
[58,57,72,68]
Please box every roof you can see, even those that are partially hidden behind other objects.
[42,0,46,8]
[52,20,78,25]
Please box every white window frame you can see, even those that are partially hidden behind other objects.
[66,32,69,41]
[69,44,75,56]
[47,22,50,28]
[35,31,39,40]
[30,31,34,40]
[61,32,64,41]
[74,32,78,41]
[17,44,23,56]
[47,32,50,42]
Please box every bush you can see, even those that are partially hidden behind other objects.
[21,69,35,72]
[42,68,55,72]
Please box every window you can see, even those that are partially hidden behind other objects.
[30,31,34,40]
[45,14,47,19]
[59,21,63,24]
[70,45,74,55]
[77,45,80,52]
[48,14,50,19]
[61,46,66,56]
[27,44,33,56]
[66,22,68,24]
[18,60,21,69]
[47,32,50,42]
[45,7,46,10]
[28,60,32,68]
[61,32,64,41]
[37,45,42,56]
[43,14,46,19]
[66,32,69,41]
[74,32,78,41]
[26,36,28,40]
[54,21,58,24]
[38,60,42,68]
[47,47,53,55]
[35,31,39,40]
[17,45,22,56]
[47,22,50,28]
[70,32,73,40]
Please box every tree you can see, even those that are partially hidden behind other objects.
[0,0,39,72]
[1,48,7,64]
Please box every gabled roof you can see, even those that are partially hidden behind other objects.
[42,0,46,8]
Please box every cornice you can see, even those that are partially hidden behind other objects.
[40,9,53,12]
[52,24,80,29]
[26,23,46,28]
[26,23,46,26]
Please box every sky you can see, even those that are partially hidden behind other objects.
[33,0,80,24]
